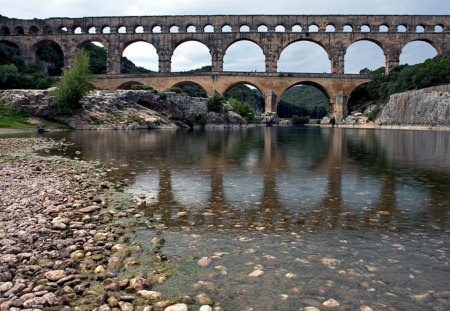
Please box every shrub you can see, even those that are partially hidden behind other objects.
[194,114,207,129]
[159,92,167,100]
[207,93,225,112]
[52,49,93,114]
[227,97,255,122]
[131,84,155,91]
[368,105,381,121]
[168,86,183,93]
[292,115,310,125]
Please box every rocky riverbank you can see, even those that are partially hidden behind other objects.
[0,138,218,311]
[0,89,247,130]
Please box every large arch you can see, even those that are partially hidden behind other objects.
[277,82,330,118]
[345,40,385,74]
[400,40,438,65]
[33,40,64,75]
[171,40,211,72]
[121,40,158,73]
[0,40,23,69]
[278,40,331,73]
[116,81,145,90]
[223,40,265,72]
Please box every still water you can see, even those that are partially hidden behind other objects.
[48,127,449,310]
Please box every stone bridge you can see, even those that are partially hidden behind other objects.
[1,14,449,119]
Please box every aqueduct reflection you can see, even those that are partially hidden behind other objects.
[53,128,450,232]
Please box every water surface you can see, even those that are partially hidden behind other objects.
[43,127,450,310]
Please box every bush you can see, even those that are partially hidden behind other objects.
[52,49,93,114]
[159,92,167,100]
[168,86,183,93]
[228,97,255,122]
[368,105,381,121]
[207,93,225,112]
[195,114,207,129]
[130,84,155,91]
[292,115,310,125]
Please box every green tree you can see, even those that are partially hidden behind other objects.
[207,93,225,112]
[228,97,255,122]
[52,49,93,114]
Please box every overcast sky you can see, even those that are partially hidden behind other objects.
[1,0,448,73]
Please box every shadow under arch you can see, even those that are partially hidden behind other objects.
[277,82,330,118]
[116,81,144,90]
[347,81,374,114]
[32,39,64,76]
[171,81,208,98]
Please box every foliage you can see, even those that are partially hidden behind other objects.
[187,65,212,72]
[349,52,450,112]
[194,114,207,129]
[224,84,264,113]
[292,115,310,125]
[278,85,328,118]
[178,84,208,98]
[368,105,381,121]
[0,99,33,128]
[52,49,93,114]
[207,93,225,112]
[159,92,167,100]
[0,63,54,89]
[130,84,157,92]
[168,86,183,93]
[121,56,153,74]
[227,97,255,122]
[0,42,24,70]
[84,42,107,74]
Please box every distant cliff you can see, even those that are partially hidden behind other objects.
[0,89,246,129]
[376,85,450,127]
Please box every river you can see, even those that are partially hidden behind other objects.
[27,127,450,310]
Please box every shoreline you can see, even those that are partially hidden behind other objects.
[0,137,195,311]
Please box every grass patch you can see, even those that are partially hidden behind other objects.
[0,101,34,129]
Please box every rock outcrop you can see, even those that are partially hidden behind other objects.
[376,85,450,127]
[0,89,246,129]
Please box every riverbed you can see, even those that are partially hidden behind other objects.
[2,127,450,311]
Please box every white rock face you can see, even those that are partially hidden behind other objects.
[376,85,450,126]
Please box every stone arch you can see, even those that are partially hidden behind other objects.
[121,40,159,72]
[308,24,319,32]
[325,24,336,32]
[223,81,265,99]
[434,24,444,33]
[345,39,386,74]
[280,81,331,102]
[135,25,144,33]
[1,26,11,35]
[360,24,371,32]
[172,40,211,72]
[278,40,331,73]
[29,26,39,34]
[32,40,64,75]
[275,25,286,32]
[0,40,21,62]
[14,26,24,35]
[152,25,162,33]
[187,25,196,33]
[343,24,353,32]
[397,24,407,32]
[204,24,214,33]
[277,82,330,118]
[400,40,438,65]
[171,81,208,97]
[87,26,97,34]
[379,24,389,32]
[118,26,127,33]
[347,81,372,113]
[258,24,268,32]
[416,24,425,33]
[240,25,250,32]
[117,81,144,90]
[102,26,111,34]
[222,24,232,32]
[292,24,302,32]
[170,25,179,33]
[223,39,265,72]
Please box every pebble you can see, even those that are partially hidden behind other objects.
[200,305,213,311]
[198,257,212,267]
[304,307,320,311]
[163,303,188,311]
[248,269,264,277]
[0,282,13,292]
[196,293,214,305]
[322,299,340,308]
[137,290,163,300]
[44,270,67,282]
